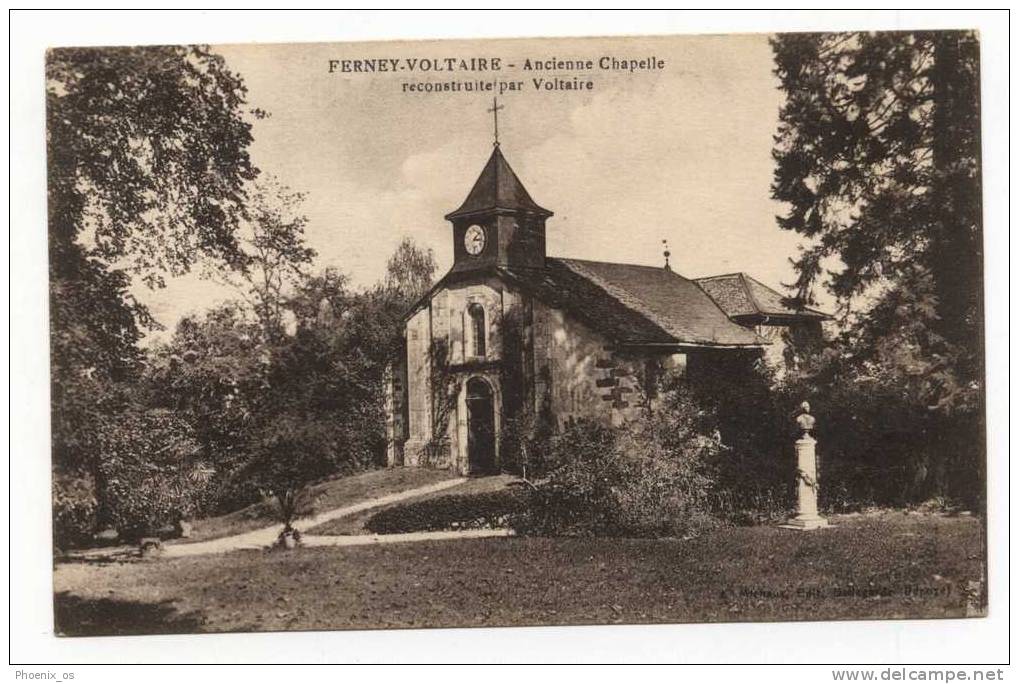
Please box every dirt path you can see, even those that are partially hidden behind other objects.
[302,528,514,548]
[163,477,467,558]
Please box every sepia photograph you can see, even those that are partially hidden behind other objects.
[14,11,1006,668]
[46,29,988,637]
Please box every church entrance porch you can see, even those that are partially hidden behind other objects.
[465,377,497,474]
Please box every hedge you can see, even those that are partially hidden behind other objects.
[365,489,528,534]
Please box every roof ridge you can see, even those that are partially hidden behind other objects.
[689,271,760,322]
[742,273,831,318]
[739,272,766,314]
[491,145,501,202]
[498,265,672,345]
[556,257,674,272]
[557,259,722,344]
[694,271,747,282]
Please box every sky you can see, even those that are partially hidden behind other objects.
[139,33,805,341]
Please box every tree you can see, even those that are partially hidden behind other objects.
[770,32,984,508]
[385,237,436,305]
[236,240,438,533]
[94,408,212,542]
[144,303,267,503]
[47,46,262,473]
[239,410,340,543]
[286,272,411,467]
[771,31,982,414]
[225,281,403,543]
[146,234,428,525]
[216,176,316,342]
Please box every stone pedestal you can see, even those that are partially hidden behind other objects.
[782,434,829,530]
[781,402,830,531]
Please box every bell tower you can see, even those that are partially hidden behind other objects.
[446,99,552,273]
[445,144,553,272]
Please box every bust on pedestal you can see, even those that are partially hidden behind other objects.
[781,401,830,530]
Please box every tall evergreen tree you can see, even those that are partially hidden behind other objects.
[771,31,982,413]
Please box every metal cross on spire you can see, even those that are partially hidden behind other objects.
[487,97,505,146]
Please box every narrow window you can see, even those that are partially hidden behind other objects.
[468,303,486,357]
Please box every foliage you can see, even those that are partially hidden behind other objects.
[143,236,437,518]
[365,489,528,534]
[52,472,99,550]
[777,351,984,510]
[94,409,214,541]
[770,31,984,511]
[285,274,417,470]
[495,305,558,478]
[649,345,982,514]
[47,46,261,515]
[267,319,387,470]
[47,46,259,282]
[498,403,557,480]
[46,43,440,540]
[385,237,437,306]
[421,338,460,466]
[518,411,723,539]
[663,345,981,513]
[678,353,795,522]
[216,176,316,340]
[144,303,264,461]
[166,302,386,526]
[771,31,982,415]
[238,413,339,531]
[49,262,143,476]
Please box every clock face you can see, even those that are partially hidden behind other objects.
[464,224,486,255]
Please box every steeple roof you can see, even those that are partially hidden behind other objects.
[445,145,553,220]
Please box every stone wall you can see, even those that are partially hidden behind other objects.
[401,277,512,471]
[383,356,407,467]
[397,275,713,469]
[403,306,432,466]
[433,277,507,365]
[532,300,645,428]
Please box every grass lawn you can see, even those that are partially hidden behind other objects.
[53,511,984,635]
[179,468,458,543]
[305,474,521,536]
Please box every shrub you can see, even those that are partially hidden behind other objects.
[52,471,98,550]
[239,413,342,533]
[365,489,528,534]
[209,475,264,515]
[709,448,795,525]
[778,362,985,511]
[671,352,795,523]
[96,409,214,541]
[499,401,558,480]
[517,404,724,538]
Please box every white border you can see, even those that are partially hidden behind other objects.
[7,10,1011,670]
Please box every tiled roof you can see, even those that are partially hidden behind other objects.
[695,272,829,320]
[502,258,765,347]
[445,146,553,220]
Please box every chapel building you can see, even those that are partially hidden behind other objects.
[385,144,827,475]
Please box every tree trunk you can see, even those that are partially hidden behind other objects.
[929,32,983,369]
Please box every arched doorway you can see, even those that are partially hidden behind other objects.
[466,377,496,474]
